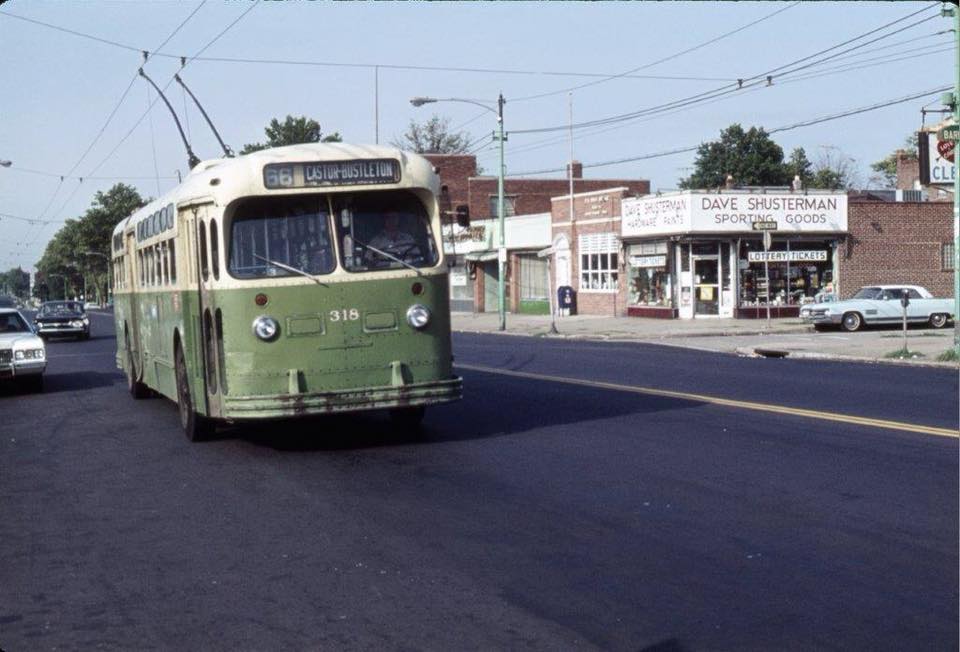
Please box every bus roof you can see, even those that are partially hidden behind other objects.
[113,143,439,240]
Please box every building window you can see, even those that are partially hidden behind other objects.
[738,239,833,307]
[488,195,517,219]
[579,232,619,292]
[627,242,672,307]
[944,242,955,271]
[519,254,549,301]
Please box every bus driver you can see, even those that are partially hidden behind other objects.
[366,211,421,264]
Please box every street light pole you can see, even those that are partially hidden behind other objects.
[410,94,508,331]
[496,93,506,331]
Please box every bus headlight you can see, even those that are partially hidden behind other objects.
[252,315,279,341]
[406,304,431,330]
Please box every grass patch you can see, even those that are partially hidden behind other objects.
[936,349,959,362]
[884,347,926,360]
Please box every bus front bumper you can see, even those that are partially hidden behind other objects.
[220,375,462,420]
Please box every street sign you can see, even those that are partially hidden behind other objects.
[751,221,778,231]
[937,138,955,164]
[937,124,959,142]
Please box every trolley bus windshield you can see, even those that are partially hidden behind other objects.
[333,191,439,272]
[229,196,335,279]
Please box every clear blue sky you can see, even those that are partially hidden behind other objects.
[0,0,954,271]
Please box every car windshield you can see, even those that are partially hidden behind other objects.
[333,190,439,272]
[38,301,83,317]
[228,196,335,279]
[0,312,31,333]
[852,287,882,300]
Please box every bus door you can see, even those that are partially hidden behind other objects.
[124,232,144,381]
[193,205,224,419]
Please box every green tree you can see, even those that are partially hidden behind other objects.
[785,147,814,187]
[392,115,472,154]
[0,267,30,300]
[240,115,342,155]
[869,134,918,188]
[679,124,791,189]
[36,183,146,302]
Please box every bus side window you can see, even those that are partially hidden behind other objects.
[210,219,220,281]
[169,240,177,284]
[199,221,209,282]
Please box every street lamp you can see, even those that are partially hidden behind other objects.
[410,94,508,331]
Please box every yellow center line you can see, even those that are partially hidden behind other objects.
[456,363,959,439]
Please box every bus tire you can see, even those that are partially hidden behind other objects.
[389,405,425,430]
[175,344,213,442]
[125,329,150,399]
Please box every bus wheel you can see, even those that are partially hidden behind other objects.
[389,406,425,431]
[125,330,150,399]
[175,345,213,442]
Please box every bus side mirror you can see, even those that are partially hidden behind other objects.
[455,205,470,228]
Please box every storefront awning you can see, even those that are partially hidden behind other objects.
[465,250,498,262]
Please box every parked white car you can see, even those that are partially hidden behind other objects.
[0,308,46,392]
[800,285,954,332]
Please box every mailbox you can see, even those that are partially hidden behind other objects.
[558,286,576,315]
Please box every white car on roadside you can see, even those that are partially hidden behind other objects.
[0,308,46,392]
[800,285,954,332]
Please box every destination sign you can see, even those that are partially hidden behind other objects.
[263,159,401,189]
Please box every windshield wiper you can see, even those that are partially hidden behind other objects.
[253,254,329,287]
[353,238,424,276]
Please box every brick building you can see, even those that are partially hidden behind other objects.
[841,200,953,298]
[423,154,650,312]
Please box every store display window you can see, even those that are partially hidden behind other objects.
[738,239,833,307]
[627,242,672,307]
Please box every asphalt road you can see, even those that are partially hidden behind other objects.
[1,311,957,651]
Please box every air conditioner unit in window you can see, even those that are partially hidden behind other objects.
[895,189,925,202]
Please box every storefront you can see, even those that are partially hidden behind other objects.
[621,191,847,319]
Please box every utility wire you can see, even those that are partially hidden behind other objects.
[508,85,951,176]
[511,4,941,136]
[503,42,950,161]
[0,9,759,84]
[511,1,800,102]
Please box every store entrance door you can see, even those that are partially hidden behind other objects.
[693,257,719,316]
[483,263,499,313]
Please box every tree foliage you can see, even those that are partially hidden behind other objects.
[0,267,30,300]
[35,183,146,302]
[240,115,342,155]
[680,124,862,190]
[392,115,472,154]
[869,134,918,188]
[679,124,790,189]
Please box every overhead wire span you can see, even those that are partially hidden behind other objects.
[507,85,952,177]
[511,1,801,102]
[510,3,942,136]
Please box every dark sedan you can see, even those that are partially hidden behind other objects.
[34,301,90,340]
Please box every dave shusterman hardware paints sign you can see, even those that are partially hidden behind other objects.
[621,191,848,237]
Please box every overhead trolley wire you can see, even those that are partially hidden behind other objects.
[507,85,951,177]
[511,1,801,103]
[509,3,942,136]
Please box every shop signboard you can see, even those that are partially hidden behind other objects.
[628,254,667,268]
[747,250,828,263]
[919,130,956,185]
[622,192,847,237]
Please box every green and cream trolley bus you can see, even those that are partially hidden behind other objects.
[111,143,462,440]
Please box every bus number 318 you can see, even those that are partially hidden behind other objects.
[329,308,360,322]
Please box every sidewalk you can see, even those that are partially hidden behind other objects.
[452,311,960,368]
